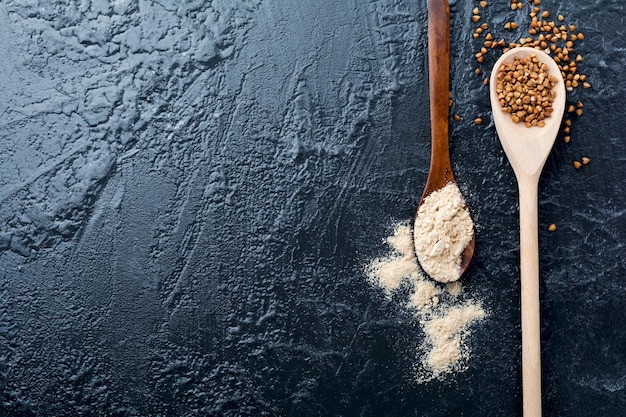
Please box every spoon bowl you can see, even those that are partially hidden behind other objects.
[490,47,567,177]
[489,47,566,417]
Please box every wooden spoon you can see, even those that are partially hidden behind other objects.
[489,47,566,417]
[415,0,475,280]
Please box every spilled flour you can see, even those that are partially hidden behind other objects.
[366,221,485,381]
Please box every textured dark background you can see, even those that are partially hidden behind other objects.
[0,0,624,416]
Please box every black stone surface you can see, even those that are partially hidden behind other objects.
[0,1,624,416]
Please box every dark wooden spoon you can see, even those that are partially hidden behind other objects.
[415,0,475,279]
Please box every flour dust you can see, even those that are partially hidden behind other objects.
[366,221,486,382]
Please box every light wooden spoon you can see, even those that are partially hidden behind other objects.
[489,47,566,417]
[415,0,475,281]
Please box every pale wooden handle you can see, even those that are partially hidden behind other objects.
[518,177,542,417]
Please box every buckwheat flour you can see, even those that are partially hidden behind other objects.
[367,223,423,295]
[413,183,474,283]
[366,221,485,381]
[421,303,486,378]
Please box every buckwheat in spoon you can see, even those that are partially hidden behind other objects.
[489,47,566,417]
[413,0,475,284]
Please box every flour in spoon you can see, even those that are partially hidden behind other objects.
[414,183,474,283]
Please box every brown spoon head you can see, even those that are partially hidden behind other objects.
[415,181,476,283]
[459,227,475,275]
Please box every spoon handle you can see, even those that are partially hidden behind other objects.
[518,176,542,417]
[425,0,453,196]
